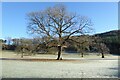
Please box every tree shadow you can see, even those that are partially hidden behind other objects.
[106,67,120,78]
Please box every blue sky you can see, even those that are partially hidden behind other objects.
[1,2,118,39]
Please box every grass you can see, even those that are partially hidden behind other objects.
[1,50,119,78]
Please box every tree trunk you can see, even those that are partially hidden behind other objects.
[101,52,104,58]
[57,46,62,60]
[21,52,23,58]
[81,52,84,57]
[21,48,25,58]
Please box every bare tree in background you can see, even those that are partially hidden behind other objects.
[75,35,90,57]
[27,4,93,60]
[93,36,109,58]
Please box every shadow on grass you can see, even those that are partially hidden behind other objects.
[106,67,120,78]
[0,58,82,62]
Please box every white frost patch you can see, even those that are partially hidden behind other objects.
[1,51,119,78]
[2,59,118,78]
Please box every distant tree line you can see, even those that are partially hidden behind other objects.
[1,34,111,58]
[2,29,119,58]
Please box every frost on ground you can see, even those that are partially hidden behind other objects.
[0,51,119,78]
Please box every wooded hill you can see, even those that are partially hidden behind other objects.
[95,30,120,55]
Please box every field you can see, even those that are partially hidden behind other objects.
[0,51,119,78]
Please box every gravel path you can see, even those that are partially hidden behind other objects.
[0,51,119,78]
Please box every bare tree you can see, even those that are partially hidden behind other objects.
[75,35,90,57]
[66,35,91,57]
[12,38,21,46]
[27,4,93,60]
[93,36,109,58]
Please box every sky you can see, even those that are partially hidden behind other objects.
[1,2,118,39]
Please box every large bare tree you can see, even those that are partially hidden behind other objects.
[27,4,93,60]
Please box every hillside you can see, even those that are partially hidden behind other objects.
[95,30,120,55]
[95,30,120,37]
